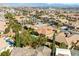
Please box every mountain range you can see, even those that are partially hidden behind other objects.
[0,3,79,8]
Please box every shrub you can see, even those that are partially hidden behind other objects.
[31,34,47,48]
[0,49,11,56]
[4,27,10,34]
[59,42,68,49]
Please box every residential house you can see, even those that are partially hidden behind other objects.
[66,34,79,48]
[15,15,26,24]
[35,24,55,38]
[0,20,6,34]
[55,32,68,45]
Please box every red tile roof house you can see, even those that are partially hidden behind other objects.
[0,20,6,34]
[35,25,55,39]
[55,32,79,49]
[66,34,79,49]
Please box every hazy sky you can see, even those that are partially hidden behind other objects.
[0,0,79,3]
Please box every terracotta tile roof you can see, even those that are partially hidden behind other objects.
[66,34,79,46]
[0,21,6,32]
[36,25,54,38]
[55,32,68,45]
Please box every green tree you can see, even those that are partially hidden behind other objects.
[4,13,22,33]
[4,13,22,47]
[31,34,47,48]
[18,29,47,48]
[4,13,14,20]
[59,42,67,49]
[14,32,21,47]
[22,10,28,15]
[4,27,10,34]
[0,49,11,56]
[20,30,32,47]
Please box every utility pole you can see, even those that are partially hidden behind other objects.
[51,31,56,56]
